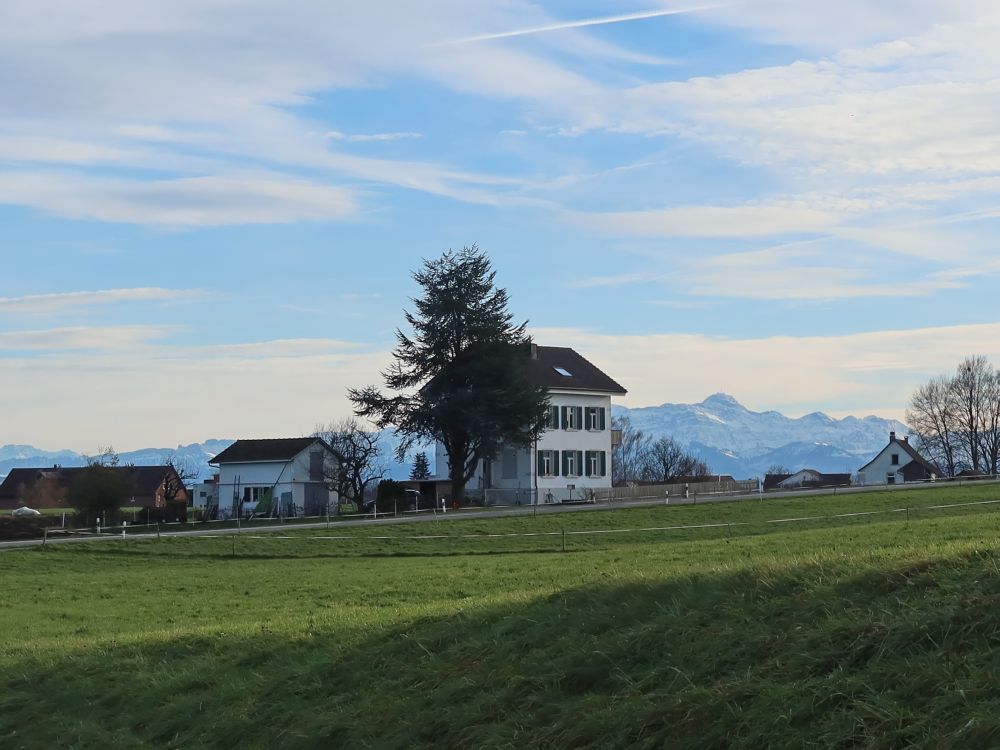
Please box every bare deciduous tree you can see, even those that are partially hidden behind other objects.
[908,356,1000,477]
[639,436,710,483]
[611,416,709,485]
[611,415,650,486]
[314,418,386,506]
[164,454,200,503]
[907,376,960,477]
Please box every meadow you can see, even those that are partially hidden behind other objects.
[2,484,1000,748]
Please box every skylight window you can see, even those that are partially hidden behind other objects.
[554,367,572,377]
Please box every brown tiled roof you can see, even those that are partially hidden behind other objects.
[0,465,186,510]
[898,440,939,476]
[525,346,627,395]
[210,437,329,465]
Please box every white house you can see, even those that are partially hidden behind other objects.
[433,344,628,504]
[857,431,938,486]
[209,438,338,518]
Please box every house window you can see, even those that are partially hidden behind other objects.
[586,406,606,431]
[554,367,572,377]
[891,453,899,465]
[564,451,578,477]
[537,450,559,477]
[544,405,560,429]
[562,405,583,430]
[585,451,607,477]
[886,473,896,485]
[242,487,271,503]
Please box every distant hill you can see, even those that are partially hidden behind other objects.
[616,393,908,478]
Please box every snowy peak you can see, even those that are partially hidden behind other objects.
[617,394,908,478]
[701,393,744,410]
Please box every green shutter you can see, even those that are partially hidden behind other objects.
[536,450,543,477]
[600,451,607,477]
[599,408,606,431]
[577,451,584,476]
[553,450,560,477]
[561,451,568,476]
[561,406,568,430]
[576,406,584,430]
[552,405,560,429]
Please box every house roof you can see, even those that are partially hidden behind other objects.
[209,437,329,465]
[897,440,939,476]
[525,345,627,395]
[0,465,186,508]
[858,435,939,475]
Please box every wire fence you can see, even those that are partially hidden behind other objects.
[98,496,1000,554]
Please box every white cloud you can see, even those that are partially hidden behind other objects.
[0,288,202,314]
[0,325,175,351]
[0,335,390,451]
[0,171,358,226]
[531,320,1000,420]
[325,131,422,143]
[576,203,840,238]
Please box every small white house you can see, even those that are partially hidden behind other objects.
[857,431,938,486]
[433,344,627,504]
[209,438,338,518]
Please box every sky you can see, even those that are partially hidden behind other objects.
[3,0,1000,451]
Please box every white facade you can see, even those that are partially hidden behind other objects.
[214,444,336,518]
[436,390,615,504]
[857,434,936,486]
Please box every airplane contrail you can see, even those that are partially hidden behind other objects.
[437,5,722,46]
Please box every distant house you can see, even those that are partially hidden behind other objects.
[763,469,852,491]
[189,474,219,511]
[209,438,338,518]
[432,344,627,504]
[0,465,189,513]
[856,431,938,486]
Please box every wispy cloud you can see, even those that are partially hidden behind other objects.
[0,325,175,352]
[0,288,202,314]
[325,130,422,143]
[0,171,358,227]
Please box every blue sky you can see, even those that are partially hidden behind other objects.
[3,0,1000,451]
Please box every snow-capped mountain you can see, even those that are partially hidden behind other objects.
[616,393,908,478]
[1,394,904,482]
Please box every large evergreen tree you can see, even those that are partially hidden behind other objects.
[350,246,548,502]
[410,452,431,480]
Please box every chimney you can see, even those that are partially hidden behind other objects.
[903,436,909,444]
[889,431,896,442]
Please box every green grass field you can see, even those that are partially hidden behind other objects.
[2,484,1000,749]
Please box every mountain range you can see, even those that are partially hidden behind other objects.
[0,394,908,482]
[616,393,908,478]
